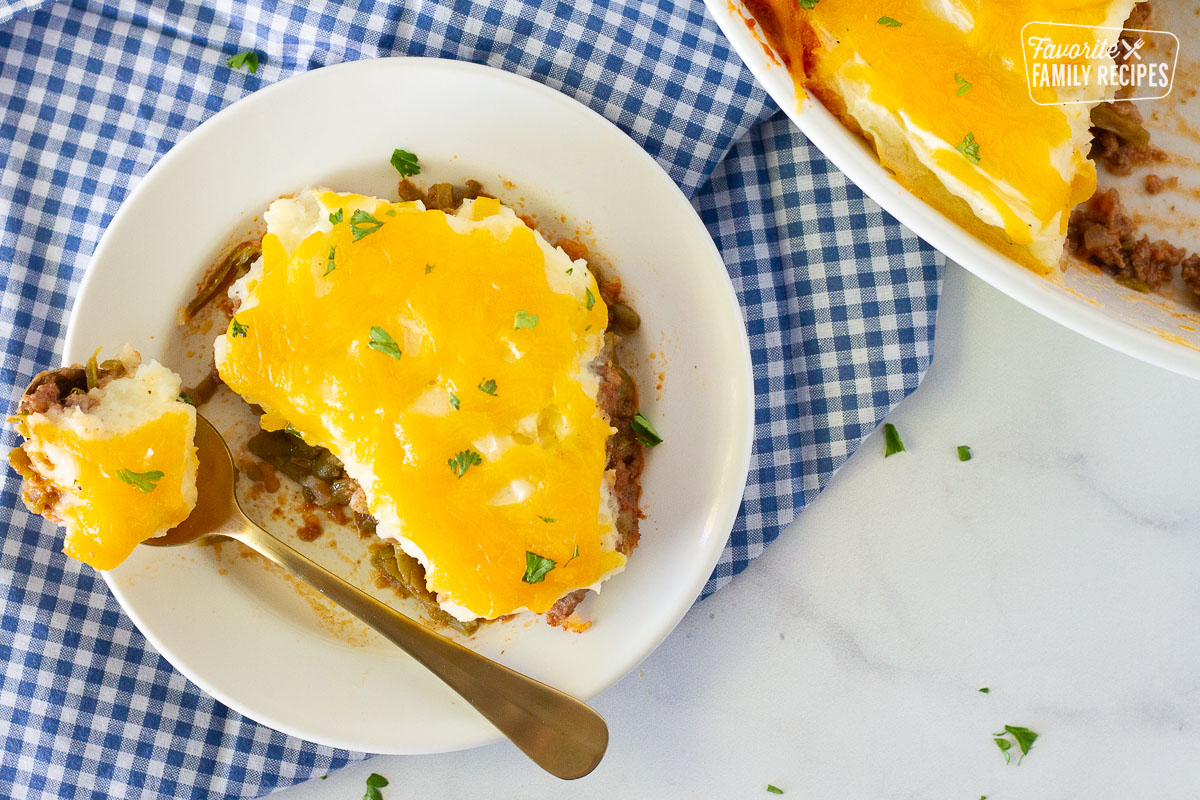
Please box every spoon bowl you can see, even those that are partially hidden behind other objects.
[144,414,239,547]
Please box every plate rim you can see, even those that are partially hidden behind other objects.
[705,0,1200,381]
[64,56,755,753]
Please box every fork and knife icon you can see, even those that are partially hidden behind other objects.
[1119,35,1145,60]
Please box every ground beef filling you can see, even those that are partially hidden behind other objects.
[1073,117,1198,296]
[1068,3,1200,297]
[1180,255,1200,297]
[1089,102,1165,176]
[1144,174,1177,195]
[1067,189,1200,295]
[1067,189,1191,291]
[1072,7,1196,297]
[17,357,129,416]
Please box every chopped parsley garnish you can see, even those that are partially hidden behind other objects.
[226,50,259,74]
[522,551,557,584]
[883,422,905,456]
[563,544,580,568]
[955,73,973,96]
[448,449,482,478]
[329,208,343,225]
[390,148,421,177]
[797,0,818,8]
[585,288,596,310]
[958,445,973,461]
[994,725,1038,765]
[979,687,990,693]
[565,267,574,275]
[117,469,164,493]
[230,318,249,338]
[449,392,460,410]
[513,310,539,330]
[350,209,385,241]
[877,16,902,26]
[364,772,389,800]
[538,516,556,523]
[631,412,663,447]
[425,263,435,274]
[955,132,981,165]
[178,392,195,405]
[367,326,402,359]
[478,378,497,396]
[767,787,785,795]
[284,425,302,438]
[324,245,336,276]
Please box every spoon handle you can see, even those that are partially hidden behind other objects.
[226,522,608,779]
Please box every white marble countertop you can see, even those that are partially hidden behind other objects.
[274,261,1200,799]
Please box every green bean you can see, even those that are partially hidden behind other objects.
[370,546,410,595]
[305,478,344,508]
[180,372,221,406]
[373,545,481,634]
[608,302,641,334]
[246,430,292,459]
[184,240,261,320]
[84,348,101,391]
[1091,103,1150,147]
[390,546,428,593]
[327,478,355,506]
[1116,275,1151,293]
[427,183,454,210]
[397,178,424,202]
[312,450,344,481]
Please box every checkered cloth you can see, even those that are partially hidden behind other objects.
[0,0,943,796]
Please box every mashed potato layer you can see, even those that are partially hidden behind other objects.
[215,189,624,621]
[11,349,198,570]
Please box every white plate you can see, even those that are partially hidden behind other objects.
[706,1,1200,379]
[63,58,754,754]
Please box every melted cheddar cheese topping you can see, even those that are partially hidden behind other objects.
[215,190,624,620]
[14,358,198,571]
[783,0,1134,266]
[24,414,195,569]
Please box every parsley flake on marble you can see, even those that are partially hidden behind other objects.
[883,422,905,456]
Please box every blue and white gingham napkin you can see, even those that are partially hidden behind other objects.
[0,0,943,796]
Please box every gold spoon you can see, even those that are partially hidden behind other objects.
[146,415,608,779]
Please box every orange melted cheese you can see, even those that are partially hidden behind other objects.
[760,0,1134,267]
[216,191,623,619]
[18,399,196,570]
[807,2,1118,228]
